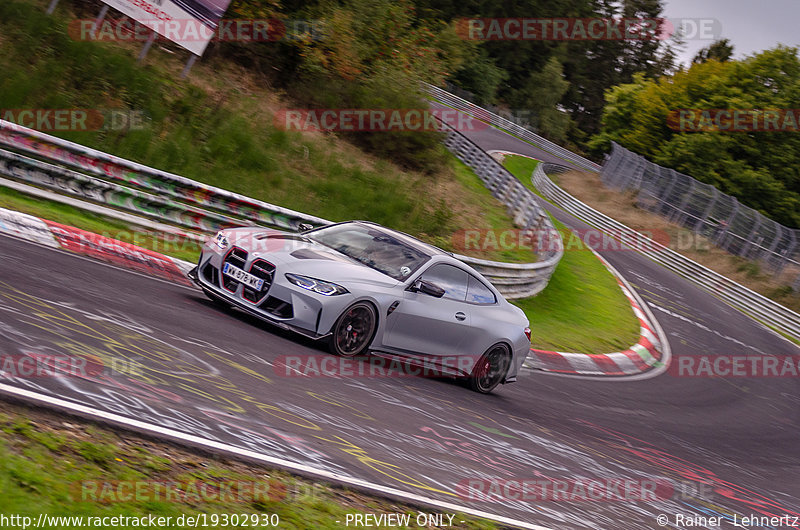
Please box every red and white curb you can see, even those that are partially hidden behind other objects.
[486,149,669,377]
[524,251,668,377]
[0,207,194,285]
[488,149,535,164]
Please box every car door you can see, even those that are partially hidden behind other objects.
[381,263,473,358]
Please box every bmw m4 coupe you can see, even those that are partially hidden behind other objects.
[189,221,530,393]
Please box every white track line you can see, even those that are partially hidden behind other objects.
[0,382,552,530]
[0,229,552,529]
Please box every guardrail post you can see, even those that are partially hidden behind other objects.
[742,215,764,260]
[694,188,718,233]
[138,31,157,63]
[90,6,109,39]
[181,55,198,79]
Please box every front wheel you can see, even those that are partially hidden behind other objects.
[469,344,511,393]
[329,302,377,357]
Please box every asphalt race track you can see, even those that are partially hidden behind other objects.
[1,122,800,528]
[431,101,583,167]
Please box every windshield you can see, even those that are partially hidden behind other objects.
[307,223,431,281]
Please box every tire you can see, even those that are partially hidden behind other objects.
[329,302,377,357]
[469,344,511,394]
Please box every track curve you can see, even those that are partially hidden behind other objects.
[0,120,799,528]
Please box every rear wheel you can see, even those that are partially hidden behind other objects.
[329,302,377,357]
[469,344,511,393]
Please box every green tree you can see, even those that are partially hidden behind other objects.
[619,0,668,79]
[451,47,508,105]
[591,46,800,228]
[512,56,573,142]
[693,38,734,63]
[231,0,476,171]
[562,0,678,138]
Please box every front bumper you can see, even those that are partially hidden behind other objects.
[191,248,352,340]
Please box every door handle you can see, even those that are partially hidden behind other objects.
[455,312,466,321]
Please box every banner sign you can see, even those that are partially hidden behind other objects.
[100,0,232,56]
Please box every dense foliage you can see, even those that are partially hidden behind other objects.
[590,47,800,228]
[220,0,679,165]
[220,0,797,229]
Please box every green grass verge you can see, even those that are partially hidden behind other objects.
[499,155,558,197]
[513,215,641,352]
[501,156,539,190]
[0,400,495,529]
[444,160,537,263]
[502,159,641,352]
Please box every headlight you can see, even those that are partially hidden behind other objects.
[285,273,349,296]
[212,231,229,250]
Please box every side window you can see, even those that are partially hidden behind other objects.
[467,274,497,304]
[420,264,468,301]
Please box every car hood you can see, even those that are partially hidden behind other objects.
[226,227,401,288]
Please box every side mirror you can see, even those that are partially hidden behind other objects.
[298,223,314,233]
[412,279,445,298]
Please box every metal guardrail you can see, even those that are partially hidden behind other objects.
[0,121,329,231]
[0,148,239,234]
[425,83,601,173]
[534,162,800,342]
[0,118,563,299]
[439,122,563,298]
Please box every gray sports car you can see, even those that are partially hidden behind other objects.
[189,221,530,393]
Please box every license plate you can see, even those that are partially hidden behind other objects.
[222,262,264,290]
